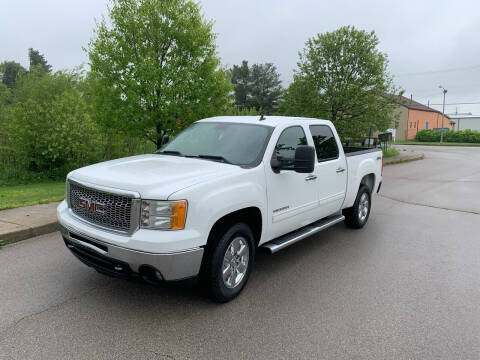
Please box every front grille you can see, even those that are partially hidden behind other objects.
[69,182,134,233]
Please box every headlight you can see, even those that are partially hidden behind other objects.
[140,200,187,230]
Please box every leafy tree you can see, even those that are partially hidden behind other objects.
[249,63,282,114]
[28,48,52,73]
[231,60,251,109]
[87,0,232,148]
[0,61,27,88]
[4,69,101,174]
[231,60,282,114]
[279,26,400,139]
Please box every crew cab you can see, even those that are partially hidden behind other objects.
[57,116,383,302]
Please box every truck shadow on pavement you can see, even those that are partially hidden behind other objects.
[84,223,355,308]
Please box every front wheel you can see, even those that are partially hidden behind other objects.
[204,223,255,302]
[343,184,371,229]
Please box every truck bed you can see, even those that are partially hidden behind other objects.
[343,146,382,157]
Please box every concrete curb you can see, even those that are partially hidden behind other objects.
[1,221,59,246]
[384,153,424,166]
[0,202,61,246]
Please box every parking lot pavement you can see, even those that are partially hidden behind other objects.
[1,146,480,359]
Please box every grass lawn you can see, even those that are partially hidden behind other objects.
[383,147,400,158]
[0,181,65,211]
[394,141,480,146]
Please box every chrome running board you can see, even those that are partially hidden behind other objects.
[262,214,345,254]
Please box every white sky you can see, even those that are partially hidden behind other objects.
[1,0,479,115]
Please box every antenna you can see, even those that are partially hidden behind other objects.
[259,114,266,121]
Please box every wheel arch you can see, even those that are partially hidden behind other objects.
[205,207,263,249]
[360,173,376,194]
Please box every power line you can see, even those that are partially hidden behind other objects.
[428,101,480,106]
[396,65,480,77]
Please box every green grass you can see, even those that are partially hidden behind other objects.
[382,147,400,158]
[394,141,480,146]
[0,181,65,210]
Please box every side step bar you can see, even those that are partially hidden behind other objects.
[262,214,345,254]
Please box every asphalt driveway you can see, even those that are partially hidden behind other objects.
[1,145,480,359]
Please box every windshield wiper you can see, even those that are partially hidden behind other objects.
[196,154,232,164]
[156,150,184,156]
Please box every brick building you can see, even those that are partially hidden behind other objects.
[389,95,452,141]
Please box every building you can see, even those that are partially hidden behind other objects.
[448,114,480,131]
[387,95,451,141]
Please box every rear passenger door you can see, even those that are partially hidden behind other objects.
[309,125,347,218]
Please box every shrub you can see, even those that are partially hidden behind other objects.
[4,70,102,176]
[415,129,480,143]
[1,70,156,181]
[415,129,440,142]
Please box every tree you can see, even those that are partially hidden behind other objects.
[231,60,282,114]
[231,60,251,109]
[0,61,27,88]
[279,26,400,139]
[87,0,232,148]
[5,69,100,174]
[28,48,52,73]
[249,63,282,114]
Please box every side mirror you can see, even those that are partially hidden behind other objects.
[161,134,170,146]
[270,158,282,173]
[294,145,315,173]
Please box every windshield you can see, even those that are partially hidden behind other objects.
[159,122,273,166]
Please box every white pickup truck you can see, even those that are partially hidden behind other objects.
[57,116,383,302]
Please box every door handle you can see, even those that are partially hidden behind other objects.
[336,167,346,173]
[305,175,317,181]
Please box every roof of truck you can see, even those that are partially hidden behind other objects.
[197,116,330,127]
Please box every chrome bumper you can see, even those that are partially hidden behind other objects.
[60,224,204,281]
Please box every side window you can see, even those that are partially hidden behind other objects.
[273,126,307,166]
[309,125,339,162]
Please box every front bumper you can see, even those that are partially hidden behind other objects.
[59,224,204,281]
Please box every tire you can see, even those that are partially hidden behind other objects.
[343,184,371,229]
[203,223,255,303]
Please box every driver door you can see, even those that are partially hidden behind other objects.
[266,126,319,240]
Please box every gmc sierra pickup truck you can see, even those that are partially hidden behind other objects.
[57,116,383,302]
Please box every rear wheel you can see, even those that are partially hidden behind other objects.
[203,223,255,302]
[343,184,371,229]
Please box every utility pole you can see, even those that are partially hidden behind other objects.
[439,85,447,143]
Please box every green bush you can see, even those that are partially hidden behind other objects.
[415,129,480,143]
[4,70,101,174]
[0,69,157,182]
[415,130,440,142]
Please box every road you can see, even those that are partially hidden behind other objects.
[1,145,480,359]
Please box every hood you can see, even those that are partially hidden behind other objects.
[68,154,242,199]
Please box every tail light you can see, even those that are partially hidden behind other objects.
[381,156,384,175]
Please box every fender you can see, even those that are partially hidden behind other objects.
[343,156,378,209]
[168,165,268,246]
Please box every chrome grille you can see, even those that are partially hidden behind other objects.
[69,182,134,233]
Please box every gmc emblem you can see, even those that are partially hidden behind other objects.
[78,197,105,215]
